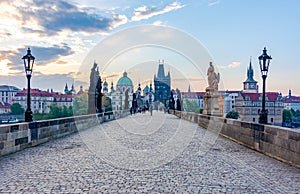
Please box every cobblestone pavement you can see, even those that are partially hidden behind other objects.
[0,112,299,193]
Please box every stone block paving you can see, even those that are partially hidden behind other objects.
[0,112,299,193]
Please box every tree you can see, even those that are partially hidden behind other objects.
[295,110,300,118]
[10,103,24,115]
[291,108,296,117]
[73,93,88,115]
[102,95,112,112]
[283,109,293,122]
[183,99,200,113]
[49,104,63,118]
[226,110,239,119]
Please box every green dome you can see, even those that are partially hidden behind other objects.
[117,72,133,86]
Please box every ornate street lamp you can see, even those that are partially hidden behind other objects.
[22,48,35,122]
[258,47,272,124]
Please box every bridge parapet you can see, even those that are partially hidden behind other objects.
[174,111,300,168]
[0,110,129,157]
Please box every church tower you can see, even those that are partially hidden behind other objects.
[64,83,69,94]
[243,57,258,93]
[103,80,108,93]
[154,60,171,104]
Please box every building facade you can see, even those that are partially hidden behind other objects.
[0,85,20,104]
[181,91,205,110]
[0,102,11,114]
[283,90,300,111]
[235,92,283,125]
[104,72,133,111]
[154,60,171,104]
[14,89,73,114]
[221,91,239,116]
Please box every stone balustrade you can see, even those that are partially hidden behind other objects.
[0,110,129,157]
[174,111,300,168]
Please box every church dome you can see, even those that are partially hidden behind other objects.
[117,72,133,86]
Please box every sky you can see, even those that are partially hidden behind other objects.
[0,0,299,95]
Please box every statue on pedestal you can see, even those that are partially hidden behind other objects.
[203,62,222,116]
[88,62,102,114]
[207,62,220,92]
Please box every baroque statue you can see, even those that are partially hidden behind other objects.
[203,62,222,116]
[207,62,220,91]
[89,62,99,92]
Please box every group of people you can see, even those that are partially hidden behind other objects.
[130,105,153,116]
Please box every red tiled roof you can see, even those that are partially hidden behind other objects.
[283,96,300,103]
[15,89,73,102]
[15,89,52,97]
[241,92,279,101]
[266,92,280,101]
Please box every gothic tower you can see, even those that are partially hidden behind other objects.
[154,60,171,104]
[243,57,258,93]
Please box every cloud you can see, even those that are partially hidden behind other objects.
[131,2,184,21]
[26,0,112,35]
[0,0,129,37]
[110,14,128,28]
[218,62,241,69]
[0,71,87,92]
[208,0,220,7]
[0,44,74,73]
[153,20,165,26]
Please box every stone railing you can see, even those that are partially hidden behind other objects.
[174,111,300,168]
[0,110,130,157]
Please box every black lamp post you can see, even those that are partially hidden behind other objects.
[258,47,272,124]
[22,48,35,122]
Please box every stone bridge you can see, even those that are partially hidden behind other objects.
[0,112,299,193]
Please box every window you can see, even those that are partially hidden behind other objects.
[271,118,274,123]
[253,118,255,122]
[245,108,250,115]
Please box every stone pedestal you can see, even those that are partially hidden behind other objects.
[203,88,222,117]
[88,91,96,114]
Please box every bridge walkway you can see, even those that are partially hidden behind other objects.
[0,112,299,193]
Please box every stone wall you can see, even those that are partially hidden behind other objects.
[174,111,300,168]
[0,110,129,157]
